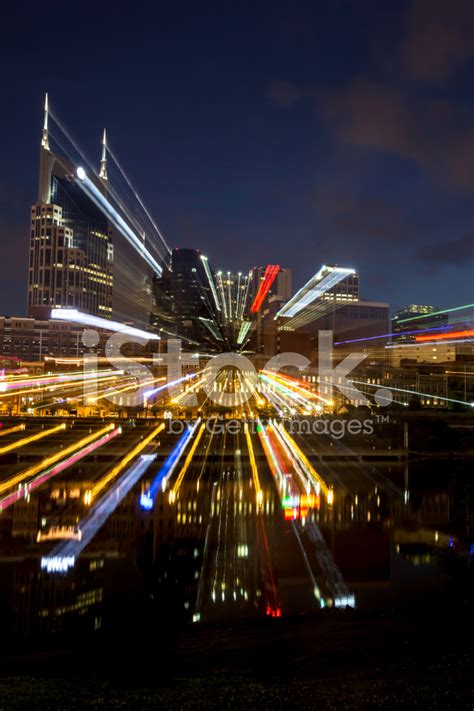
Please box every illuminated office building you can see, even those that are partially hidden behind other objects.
[27,95,168,331]
[28,97,113,320]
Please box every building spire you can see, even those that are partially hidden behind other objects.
[99,128,108,181]
[41,92,50,151]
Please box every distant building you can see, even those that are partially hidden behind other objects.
[273,265,388,359]
[391,305,448,343]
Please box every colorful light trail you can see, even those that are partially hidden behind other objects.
[42,454,156,573]
[0,422,65,456]
[250,265,280,313]
[0,427,120,512]
[85,423,164,503]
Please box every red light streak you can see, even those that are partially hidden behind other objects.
[250,265,280,313]
[415,329,474,342]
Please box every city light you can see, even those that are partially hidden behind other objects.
[0,427,121,512]
[42,454,156,573]
[85,424,164,503]
[75,167,164,276]
[0,422,65,456]
[250,265,280,313]
[51,308,160,341]
[0,423,117,496]
[276,265,355,319]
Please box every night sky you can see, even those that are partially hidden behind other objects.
[1,0,473,316]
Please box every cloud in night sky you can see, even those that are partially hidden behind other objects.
[418,231,474,271]
[401,0,474,82]
[267,81,304,109]
[318,81,474,192]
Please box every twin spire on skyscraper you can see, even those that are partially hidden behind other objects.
[40,93,108,181]
[99,128,108,181]
[41,93,49,151]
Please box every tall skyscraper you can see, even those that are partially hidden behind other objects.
[27,95,169,331]
[28,96,113,320]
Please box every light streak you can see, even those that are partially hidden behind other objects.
[107,144,171,255]
[0,424,26,437]
[170,422,206,500]
[237,320,252,345]
[244,423,263,508]
[275,423,331,499]
[0,369,123,394]
[42,454,155,573]
[334,324,454,345]
[75,167,163,276]
[200,255,221,312]
[276,265,355,319]
[0,428,120,512]
[51,308,160,340]
[85,424,164,503]
[250,265,280,313]
[0,423,65,456]
[216,272,228,320]
[140,423,197,509]
[348,378,474,408]
[415,329,474,342]
[239,271,252,319]
[260,369,331,405]
[0,423,116,495]
[397,303,474,324]
[386,338,474,349]
[144,372,198,401]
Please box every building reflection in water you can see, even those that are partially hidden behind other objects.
[0,457,469,642]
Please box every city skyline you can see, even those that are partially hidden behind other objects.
[1,2,473,318]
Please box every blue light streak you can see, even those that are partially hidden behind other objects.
[42,454,156,573]
[140,422,198,509]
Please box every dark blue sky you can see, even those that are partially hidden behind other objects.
[1,0,473,315]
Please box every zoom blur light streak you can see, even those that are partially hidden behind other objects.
[275,422,332,500]
[250,265,281,313]
[143,372,198,402]
[140,424,196,509]
[276,265,355,319]
[75,167,163,276]
[348,378,474,408]
[200,255,221,312]
[0,369,124,394]
[170,422,206,501]
[42,454,156,573]
[261,369,331,406]
[415,329,474,342]
[85,424,164,503]
[244,423,263,509]
[0,423,117,496]
[237,320,252,345]
[397,303,474,324]
[0,428,120,512]
[0,424,26,437]
[0,423,65,456]
[51,308,160,341]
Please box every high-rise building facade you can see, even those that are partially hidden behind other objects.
[27,95,170,332]
[28,97,113,320]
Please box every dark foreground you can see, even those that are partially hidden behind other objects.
[0,603,471,710]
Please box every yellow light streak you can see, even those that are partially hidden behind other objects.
[244,423,263,508]
[85,424,164,503]
[170,423,206,500]
[0,424,26,438]
[275,423,331,499]
[0,423,66,457]
[0,423,116,495]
